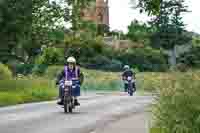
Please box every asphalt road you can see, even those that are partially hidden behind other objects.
[0,93,153,133]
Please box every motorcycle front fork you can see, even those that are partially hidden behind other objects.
[128,88,133,96]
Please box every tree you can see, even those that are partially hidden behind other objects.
[30,0,66,60]
[132,0,162,15]
[149,0,192,66]
[65,0,95,32]
[97,24,110,36]
[0,0,66,63]
[127,19,153,44]
[0,0,32,62]
[79,20,98,38]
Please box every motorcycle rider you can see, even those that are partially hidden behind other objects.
[122,65,136,93]
[56,56,83,106]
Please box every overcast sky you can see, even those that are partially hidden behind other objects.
[109,0,200,33]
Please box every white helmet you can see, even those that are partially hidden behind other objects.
[67,56,76,63]
[124,65,130,70]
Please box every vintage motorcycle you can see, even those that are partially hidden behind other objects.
[63,80,76,113]
[124,76,136,96]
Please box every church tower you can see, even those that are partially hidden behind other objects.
[95,0,109,26]
[81,0,109,27]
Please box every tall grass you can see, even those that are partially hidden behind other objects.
[45,66,124,92]
[150,71,200,133]
[0,66,124,106]
[81,68,123,92]
[136,72,171,92]
[0,79,57,106]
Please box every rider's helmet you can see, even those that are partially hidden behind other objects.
[67,56,76,64]
[123,65,130,70]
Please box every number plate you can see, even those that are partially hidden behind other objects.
[65,80,73,86]
[127,76,132,81]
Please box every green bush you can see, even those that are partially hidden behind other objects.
[178,45,200,68]
[87,55,110,66]
[64,36,124,71]
[81,55,122,71]
[15,64,35,75]
[35,47,64,65]
[65,36,105,61]
[0,63,12,80]
[103,59,123,71]
[32,34,168,72]
[65,45,168,72]
[45,66,63,79]
[32,64,48,75]
[55,33,169,72]
[116,47,168,72]
[34,45,168,72]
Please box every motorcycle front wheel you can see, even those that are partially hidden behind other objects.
[64,96,69,113]
[64,96,73,113]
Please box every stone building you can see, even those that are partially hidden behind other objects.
[81,0,109,27]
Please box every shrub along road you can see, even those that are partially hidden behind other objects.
[0,93,153,133]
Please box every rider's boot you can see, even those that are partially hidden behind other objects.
[57,99,64,105]
[74,99,80,106]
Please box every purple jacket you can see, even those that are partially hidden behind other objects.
[57,66,80,82]
[64,66,80,80]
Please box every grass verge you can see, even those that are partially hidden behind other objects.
[150,71,200,133]
[0,79,57,107]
